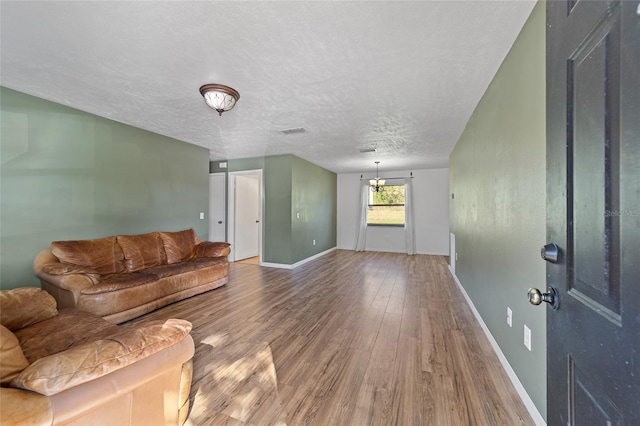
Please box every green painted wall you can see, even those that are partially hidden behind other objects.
[449,2,546,419]
[291,155,337,263]
[264,155,294,264]
[222,154,336,265]
[1,87,209,289]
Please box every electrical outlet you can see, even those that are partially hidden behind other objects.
[524,325,532,351]
[296,212,300,219]
[506,307,512,327]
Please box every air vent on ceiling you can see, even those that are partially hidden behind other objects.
[359,148,377,153]
[281,127,306,135]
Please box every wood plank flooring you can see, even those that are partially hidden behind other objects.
[129,250,534,426]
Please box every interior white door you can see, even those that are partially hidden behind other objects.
[234,174,260,261]
[208,173,226,242]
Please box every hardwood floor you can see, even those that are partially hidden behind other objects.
[130,250,534,425]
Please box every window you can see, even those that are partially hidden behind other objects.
[367,185,405,226]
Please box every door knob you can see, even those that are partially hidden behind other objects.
[528,287,559,310]
[541,243,560,263]
[218,220,223,224]
[256,220,260,223]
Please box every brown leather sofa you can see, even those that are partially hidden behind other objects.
[33,229,230,324]
[0,287,195,426]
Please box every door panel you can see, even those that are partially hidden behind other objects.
[234,174,260,261]
[568,3,621,317]
[546,1,639,424]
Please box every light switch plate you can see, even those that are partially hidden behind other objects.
[524,325,532,351]
[506,307,512,327]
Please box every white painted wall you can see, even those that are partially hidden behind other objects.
[337,168,449,255]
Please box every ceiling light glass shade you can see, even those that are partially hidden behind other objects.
[369,161,385,192]
[199,84,240,116]
[370,178,385,192]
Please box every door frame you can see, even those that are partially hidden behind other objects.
[227,169,263,262]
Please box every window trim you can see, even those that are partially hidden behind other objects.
[366,185,406,226]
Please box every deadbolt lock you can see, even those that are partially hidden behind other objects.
[541,243,560,263]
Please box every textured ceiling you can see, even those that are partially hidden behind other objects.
[0,1,535,174]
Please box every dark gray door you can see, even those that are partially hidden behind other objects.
[546,0,640,424]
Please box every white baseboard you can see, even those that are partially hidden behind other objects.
[260,247,336,270]
[448,266,547,426]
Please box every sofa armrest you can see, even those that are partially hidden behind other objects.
[37,271,97,309]
[0,388,53,426]
[11,319,193,396]
[33,248,59,275]
[2,337,195,426]
[50,335,194,425]
[34,248,100,309]
[193,241,230,258]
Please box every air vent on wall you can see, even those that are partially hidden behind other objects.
[281,127,306,135]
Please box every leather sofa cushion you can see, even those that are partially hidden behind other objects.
[41,263,101,285]
[193,241,231,258]
[15,310,118,363]
[0,325,29,385]
[51,236,125,275]
[41,262,99,276]
[144,263,197,279]
[80,272,158,295]
[11,319,192,396]
[159,229,196,264]
[117,233,167,272]
[189,257,228,269]
[0,288,58,332]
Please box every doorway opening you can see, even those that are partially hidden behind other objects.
[227,170,262,263]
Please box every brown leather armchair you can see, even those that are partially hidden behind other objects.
[0,287,194,425]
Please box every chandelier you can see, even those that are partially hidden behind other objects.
[369,161,386,192]
[199,84,240,116]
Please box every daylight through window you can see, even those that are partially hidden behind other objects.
[367,185,405,225]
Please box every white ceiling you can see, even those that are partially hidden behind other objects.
[0,1,536,174]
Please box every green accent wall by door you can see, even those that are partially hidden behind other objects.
[449,2,546,419]
[1,87,209,289]
[226,154,337,265]
[290,155,336,263]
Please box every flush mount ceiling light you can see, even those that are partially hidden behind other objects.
[199,84,240,116]
[369,161,386,192]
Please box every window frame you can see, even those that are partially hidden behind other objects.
[366,184,406,227]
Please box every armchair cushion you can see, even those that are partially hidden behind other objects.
[15,310,118,363]
[159,229,197,264]
[117,233,167,272]
[0,325,29,385]
[11,319,192,396]
[51,236,126,275]
[0,287,58,332]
